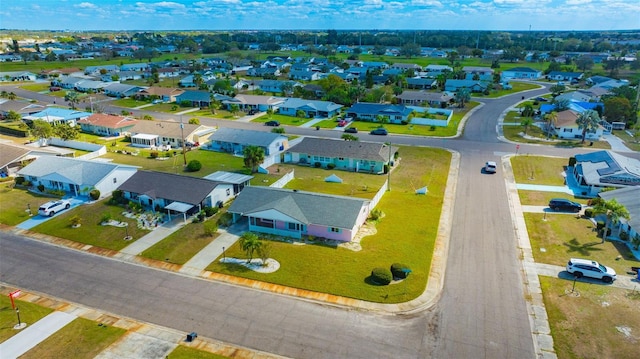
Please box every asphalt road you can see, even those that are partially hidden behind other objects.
[2,82,637,358]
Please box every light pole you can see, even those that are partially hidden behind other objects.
[222,246,226,261]
[386,142,392,191]
[180,115,187,165]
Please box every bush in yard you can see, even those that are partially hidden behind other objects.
[327,163,336,170]
[584,208,594,218]
[150,151,159,158]
[390,263,411,279]
[37,184,45,192]
[101,212,112,224]
[383,164,389,174]
[203,206,218,217]
[186,160,202,172]
[15,177,25,185]
[568,157,576,167]
[218,212,233,227]
[369,208,383,221]
[314,162,322,168]
[89,189,100,200]
[371,267,392,285]
[203,221,218,236]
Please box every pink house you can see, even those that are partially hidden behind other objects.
[227,186,370,242]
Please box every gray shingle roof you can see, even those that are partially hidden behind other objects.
[117,171,220,205]
[17,156,133,186]
[208,128,286,147]
[598,187,640,229]
[228,186,368,229]
[287,137,396,162]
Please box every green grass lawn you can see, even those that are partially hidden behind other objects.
[20,317,126,359]
[502,125,611,149]
[253,113,314,126]
[524,212,638,274]
[511,155,569,186]
[19,83,50,92]
[169,345,229,359]
[0,296,53,342]
[541,276,640,359]
[111,98,151,108]
[207,146,451,303]
[141,219,218,264]
[503,111,522,123]
[518,190,590,206]
[0,185,58,226]
[31,200,151,251]
[475,82,541,98]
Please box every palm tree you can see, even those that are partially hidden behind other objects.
[455,88,470,108]
[593,199,630,243]
[520,117,533,135]
[240,232,262,263]
[576,110,601,144]
[243,145,265,173]
[64,91,80,109]
[375,114,389,126]
[544,111,558,139]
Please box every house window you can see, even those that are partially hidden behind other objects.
[113,178,117,184]
[338,157,345,161]
[288,223,301,231]
[255,218,274,228]
[329,227,341,233]
[226,188,231,196]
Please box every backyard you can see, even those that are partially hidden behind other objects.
[206,146,451,303]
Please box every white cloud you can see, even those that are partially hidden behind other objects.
[565,0,591,4]
[75,2,97,9]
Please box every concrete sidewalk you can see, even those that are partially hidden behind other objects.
[179,223,246,276]
[0,311,76,359]
[602,134,634,153]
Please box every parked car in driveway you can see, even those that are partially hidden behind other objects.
[370,128,388,135]
[337,120,347,127]
[265,120,280,127]
[548,198,582,212]
[38,199,71,217]
[566,258,617,283]
[344,127,358,133]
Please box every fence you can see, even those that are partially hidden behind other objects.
[367,179,388,212]
[269,170,294,188]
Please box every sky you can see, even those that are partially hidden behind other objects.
[1,0,639,32]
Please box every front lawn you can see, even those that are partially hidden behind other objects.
[518,190,589,206]
[541,276,640,359]
[0,185,55,226]
[511,155,568,186]
[252,113,314,126]
[19,83,50,92]
[111,98,150,108]
[20,317,126,359]
[524,212,638,274]
[31,200,151,251]
[503,126,611,149]
[476,82,541,98]
[0,296,53,342]
[207,146,451,303]
[169,345,229,359]
[141,218,219,265]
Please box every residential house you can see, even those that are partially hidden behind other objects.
[444,79,488,93]
[222,94,285,112]
[175,90,213,107]
[0,99,46,117]
[135,86,184,102]
[246,67,280,77]
[22,108,92,126]
[569,150,640,197]
[120,63,149,72]
[302,84,325,98]
[501,67,543,80]
[289,68,321,81]
[278,98,342,118]
[129,120,215,148]
[390,63,422,72]
[554,91,597,103]
[116,71,144,81]
[547,71,583,82]
[157,67,183,78]
[424,64,452,73]
[55,76,87,89]
[0,71,37,81]
[362,61,389,70]
[462,66,494,76]
[84,65,119,76]
[227,186,371,242]
[117,170,235,217]
[17,156,137,198]
[77,113,138,137]
[598,187,640,244]
[257,80,301,94]
[396,91,453,107]
[0,142,59,177]
[206,127,288,157]
[103,83,143,98]
[202,171,253,196]
[285,137,397,174]
[74,80,108,93]
[406,77,437,90]
[547,109,603,141]
[345,103,414,124]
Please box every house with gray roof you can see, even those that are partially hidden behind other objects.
[570,150,640,197]
[501,67,542,80]
[0,71,37,81]
[202,171,253,196]
[396,91,453,107]
[444,79,489,93]
[256,80,301,94]
[175,90,213,107]
[227,186,370,242]
[221,94,285,112]
[0,99,46,117]
[103,83,144,98]
[345,103,414,124]
[129,120,215,148]
[598,187,640,247]
[84,65,119,76]
[17,156,137,198]
[406,77,437,89]
[117,170,234,216]
[547,71,583,82]
[278,98,342,118]
[23,108,92,126]
[285,137,397,174]
[0,143,59,177]
[205,127,288,157]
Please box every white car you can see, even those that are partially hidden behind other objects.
[566,258,617,283]
[484,161,497,173]
[38,199,71,217]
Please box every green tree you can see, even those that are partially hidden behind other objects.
[400,43,421,58]
[576,110,601,143]
[375,114,389,125]
[365,70,374,89]
[550,84,566,96]
[575,55,594,72]
[341,134,359,141]
[243,145,265,173]
[446,51,458,66]
[54,122,79,141]
[239,232,262,263]
[522,104,535,117]
[454,88,471,108]
[5,110,22,121]
[64,91,80,109]
[544,111,558,139]
[520,117,533,135]
[593,199,630,242]
[266,108,274,118]
[30,119,53,140]
[603,97,632,125]
[230,104,240,117]
[188,117,200,125]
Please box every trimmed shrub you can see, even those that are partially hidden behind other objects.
[383,164,389,174]
[203,221,218,236]
[150,151,159,158]
[203,206,218,217]
[89,189,100,200]
[218,212,233,227]
[186,160,202,172]
[371,267,392,285]
[327,163,336,170]
[584,208,594,218]
[37,184,45,192]
[314,162,322,168]
[390,263,411,279]
[568,157,576,167]
[15,177,25,185]
[369,208,383,221]
[596,221,605,231]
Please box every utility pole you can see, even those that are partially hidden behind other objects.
[180,115,187,165]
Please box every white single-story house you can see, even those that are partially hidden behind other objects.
[569,151,640,197]
[227,186,371,242]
